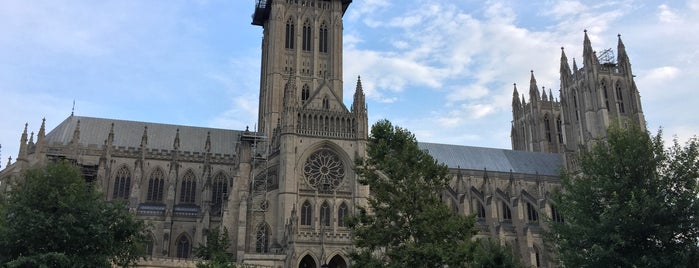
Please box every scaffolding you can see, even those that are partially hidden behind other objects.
[241,131,270,213]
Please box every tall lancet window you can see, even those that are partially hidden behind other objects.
[146,168,165,202]
[544,114,552,142]
[302,20,312,51]
[285,18,295,49]
[602,81,610,110]
[319,22,329,53]
[179,170,196,204]
[113,166,131,200]
[301,84,310,102]
[616,83,625,113]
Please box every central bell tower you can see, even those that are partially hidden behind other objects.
[245,1,366,267]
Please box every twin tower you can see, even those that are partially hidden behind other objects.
[511,31,645,161]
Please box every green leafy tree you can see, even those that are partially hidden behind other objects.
[0,160,148,267]
[471,239,526,268]
[548,124,699,267]
[348,119,478,267]
[195,227,236,268]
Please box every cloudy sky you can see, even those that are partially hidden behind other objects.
[1,0,698,165]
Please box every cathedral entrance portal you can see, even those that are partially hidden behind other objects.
[299,255,317,268]
[328,255,347,268]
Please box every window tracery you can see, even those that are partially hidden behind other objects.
[303,148,345,191]
[146,168,164,202]
[113,166,131,200]
[180,170,196,204]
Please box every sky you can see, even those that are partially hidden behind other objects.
[1,0,698,166]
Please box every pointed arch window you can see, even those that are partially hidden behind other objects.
[212,172,228,216]
[533,245,541,267]
[320,201,331,227]
[301,200,312,226]
[544,114,552,142]
[338,202,348,227]
[551,204,564,223]
[616,83,625,113]
[302,20,312,51]
[502,201,512,221]
[255,223,270,253]
[527,202,539,223]
[573,92,579,121]
[319,22,329,53]
[556,116,563,143]
[602,81,610,110]
[113,166,131,200]
[146,168,165,202]
[322,97,329,109]
[301,84,310,102]
[285,18,295,49]
[179,170,196,204]
[476,201,486,220]
[176,235,190,258]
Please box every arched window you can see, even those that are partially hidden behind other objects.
[179,170,196,204]
[573,92,579,121]
[544,114,552,142]
[527,202,539,223]
[533,245,541,267]
[146,168,165,202]
[113,166,131,200]
[301,84,310,102]
[319,22,329,53]
[476,201,486,220]
[212,172,228,216]
[338,202,348,227]
[616,83,625,113]
[302,20,311,51]
[502,201,512,221]
[320,201,331,227]
[322,97,329,109]
[176,234,190,258]
[556,116,563,143]
[551,204,564,223]
[602,81,610,110]
[255,223,270,253]
[301,200,312,226]
[285,18,295,49]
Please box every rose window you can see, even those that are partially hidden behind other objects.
[303,149,345,191]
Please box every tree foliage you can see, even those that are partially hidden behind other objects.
[195,227,236,268]
[470,238,527,268]
[348,119,478,267]
[548,124,699,267]
[0,160,148,267]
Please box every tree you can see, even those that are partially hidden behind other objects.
[348,119,478,267]
[548,124,699,267]
[470,238,527,268]
[194,227,236,268]
[0,160,148,267]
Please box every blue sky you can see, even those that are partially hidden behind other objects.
[1,0,698,165]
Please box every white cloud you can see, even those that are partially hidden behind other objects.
[543,1,588,19]
[658,4,679,23]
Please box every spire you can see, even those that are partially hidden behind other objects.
[21,123,28,144]
[549,89,554,102]
[560,47,572,79]
[28,132,34,145]
[512,83,521,117]
[38,118,46,141]
[617,33,631,72]
[140,126,148,149]
[352,75,366,113]
[529,70,540,103]
[572,58,578,72]
[542,86,548,101]
[583,29,593,62]
[205,131,211,152]
[173,128,180,151]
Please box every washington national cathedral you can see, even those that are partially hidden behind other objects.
[0,1,646,267]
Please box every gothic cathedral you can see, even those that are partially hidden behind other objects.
[0,1,647,267]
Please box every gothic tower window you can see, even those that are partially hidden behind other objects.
[616,83,625,113]
[527,202,539,223]
[573,92,579,121]
[179,170,196,204]
[551,204,564,223]
[320,201,331,227]
[322,97,329,110]
[285,18,295,49]
[301,200,312,226]
[301,84,310,102]
[338,202,348,227]
[255,223,270,253]
[534,245,541,267]
[303,148,345,191]
[319,21,329,53]
[113,166,131,200]
[212,172,228,216]
[602,81,610,110]
[146,168,165,202]
[556,116,563,143]
[176,234,190,258]
[302,20,312,51]
[544,115,552,142]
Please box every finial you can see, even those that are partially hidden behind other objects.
[71,100,75,116]
[584,29,587,33]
